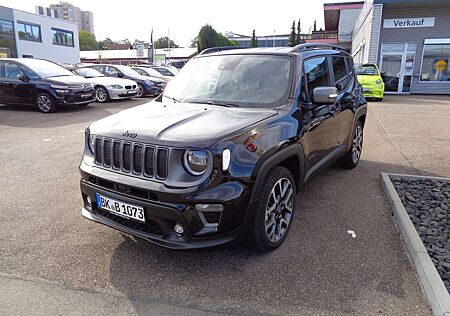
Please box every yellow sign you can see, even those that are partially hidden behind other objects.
[0,52,8,58]
[434,59,448,72]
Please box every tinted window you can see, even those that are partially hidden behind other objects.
[105,66,120,76]
[303,57,330,101]
[22,67,39,80]
[332,57,349,91]
[4,62,24,79]
[91,65,105,73]
[133,68,146,76]
[52,28,74,47]
[17,22,41,42]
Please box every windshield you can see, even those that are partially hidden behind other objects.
[18,59,74,78]
[356,65,379,76]
[114,65,141,77]
[143,67,163,77]
[74,68,104,78]
[163,55,292,108]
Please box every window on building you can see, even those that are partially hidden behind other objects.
[303,56,331,102]
[17,22,41,42]
[0,19,17,58]
[51,28,74,47]
[420,43,450,82]
[332,57,349,91]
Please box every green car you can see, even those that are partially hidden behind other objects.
[356,63,385,101]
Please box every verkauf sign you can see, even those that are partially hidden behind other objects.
[383,17,435,28]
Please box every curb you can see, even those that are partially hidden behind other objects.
[380,172,450,316]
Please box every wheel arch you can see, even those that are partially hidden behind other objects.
[250,143,304,204]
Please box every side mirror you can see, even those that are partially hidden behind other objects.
[17,74,30,82]
[117,72,124,78]
[313,87,338,105]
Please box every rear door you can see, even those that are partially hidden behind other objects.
[0,61,7,103]
[300,56,339,173]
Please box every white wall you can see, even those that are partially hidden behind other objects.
[13,9,80,64]
[351,3,373,64]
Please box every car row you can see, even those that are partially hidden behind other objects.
[0,58,179,113]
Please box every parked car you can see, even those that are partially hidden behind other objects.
[0,58,95,113]
[131,65,173,81]
[73,68,139,103]
[151,66,178,77]
[355,63,385,101]
[168,60,187,69]
[80,44,367,251]
[130,67,169,87]
[80,64,162,98]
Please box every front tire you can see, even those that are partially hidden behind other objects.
[136,84,145,98]
[248,166,296,252]
[35,93,57,113]
[338,120,364,169]
[95,86,109,103]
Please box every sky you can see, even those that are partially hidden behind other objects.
[2,0,358,47]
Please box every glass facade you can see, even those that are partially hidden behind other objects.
[17,22,42,42]
[0,19,17,57]
[51,28,74,47]
[421,43,450,82]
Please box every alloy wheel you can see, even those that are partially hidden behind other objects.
[136,85,144,98]
[352,124,363,163]
[37,95,52,112]
[265,178,294,242]
[95,87,107,102]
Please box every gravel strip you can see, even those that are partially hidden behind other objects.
[391,177,450,293]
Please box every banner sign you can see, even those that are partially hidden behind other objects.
[383,17,435,28]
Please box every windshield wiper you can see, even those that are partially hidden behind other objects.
[164,95,181,103]
[205,101,239,108]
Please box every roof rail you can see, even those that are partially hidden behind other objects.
[198,46,250,55]
[290,43,347,53]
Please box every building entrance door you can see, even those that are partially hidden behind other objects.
[379,43,416,93]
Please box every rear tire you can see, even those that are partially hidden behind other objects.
[248,166,296,252]
[338,120,364,169]
[35,93,57,113]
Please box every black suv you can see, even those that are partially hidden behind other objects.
[0,58,95,113]
[80,44,367,251]
[80,64,162,98]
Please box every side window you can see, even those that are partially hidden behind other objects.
[22,67,39,80]
[105,66,120,77]
[92,65,104,73]
[303,57,331,102]
[332,56,349,91]
[0,61,4,78]
[4,62,25,79]
[346,57,355,83]
[134,68,145,76]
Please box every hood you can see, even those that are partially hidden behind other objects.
[84,77,137,87]
[357,75,380,84]
[46,75,90,85]
[89,101,277,148]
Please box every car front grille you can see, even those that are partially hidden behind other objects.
[125,85,137,90]
[94,137,169,180]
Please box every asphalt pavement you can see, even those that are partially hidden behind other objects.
[2,95,448,315]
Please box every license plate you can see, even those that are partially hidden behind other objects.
[96,193,145,222]
[81,93,92,98]
[363,88,371,93]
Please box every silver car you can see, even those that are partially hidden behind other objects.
[73,68,139,103]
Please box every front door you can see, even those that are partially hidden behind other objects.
[379,43,416,94]
[300,56,339,172]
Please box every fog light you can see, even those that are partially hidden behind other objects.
[86,196,92,204]
[174,223,184,236]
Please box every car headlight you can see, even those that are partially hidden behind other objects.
[376,79,382,85]
[86,129,96,154]
[144,80,154,86]
[108,84,123,89]
[183,150,208,175]
[51,84,71,95]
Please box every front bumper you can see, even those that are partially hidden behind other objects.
[55,90,95,105]
[143,85,163,96]
[362,86,384,99]
[107,87,139,99]
[79,164,254,250]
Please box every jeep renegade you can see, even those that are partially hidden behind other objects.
[80,44,367,251]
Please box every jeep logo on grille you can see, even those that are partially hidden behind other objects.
[122,131,137,138]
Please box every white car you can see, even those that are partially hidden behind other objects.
[73,68,139,103]
[131,66,172,83]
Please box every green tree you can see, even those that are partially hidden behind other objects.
[296,19,304,45]
[250,29,257,47]
[154,36,179,49]
[78,30,97,51]
[288,20,296,47]
[189,36,198,48]
[197,24,239,52]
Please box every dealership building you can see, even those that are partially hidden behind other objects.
[0,5,80,64]
[351,0,450,94]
